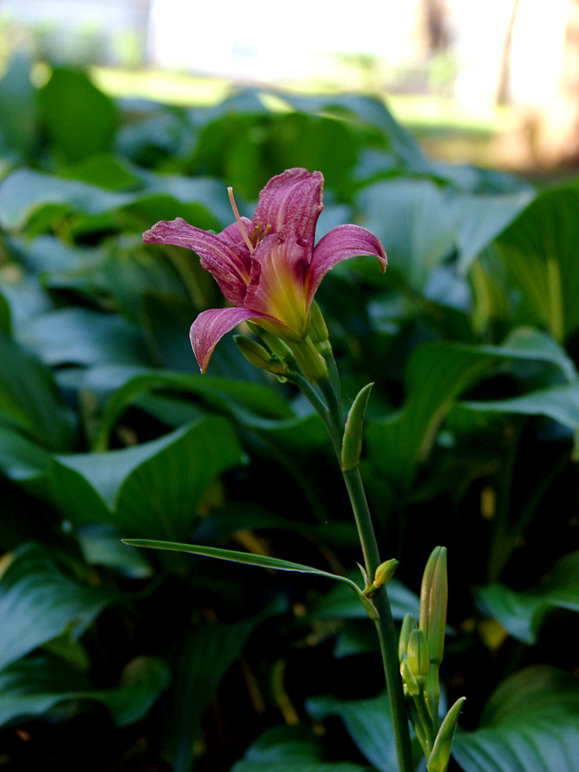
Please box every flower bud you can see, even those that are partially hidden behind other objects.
[400,656,420,696]
[427,697,466,772]
[373,558,398,588]
[424,663,440,722]
[399,613,416,662]
[309,301,330,345]
[341,382,373,472]
[407,629,430,680]
[234,335,287,375]
[419,546,448,666]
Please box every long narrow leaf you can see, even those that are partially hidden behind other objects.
[123,539,377,619]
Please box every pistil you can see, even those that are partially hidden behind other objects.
[227,187,254,253]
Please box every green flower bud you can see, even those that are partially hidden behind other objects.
[419,546,448,666]
[341,382,373,472]
[399,613,416,662]
[407,629,430,680]
[234,336,287,375]
[424,663,440,722]
[373,558,398,588]
[309,301,330,345]
[400,656,420,697]
[427,696,466,772]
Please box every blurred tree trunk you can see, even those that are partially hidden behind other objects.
[495,0,521,105]
[541,0,579,163]
[422,0,450,53]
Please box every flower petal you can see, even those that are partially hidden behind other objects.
[219,217,253,251]
[190,306,273,373]
[143,218,250,306]
[307,224,387,305]
[245,226,310,334]
[253,168,324,246]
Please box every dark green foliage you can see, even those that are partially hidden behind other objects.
[0,57,577,771]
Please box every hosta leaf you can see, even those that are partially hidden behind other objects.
[0,329,74,451]
[49,416,244,539]
[0,52,38,159]
[92,369,292,452]
[20,308,152,368]
[366,331,578,491]
[0,168,230,234]
[496,186,579,340]
[448,190,534,274]
[475,551,579,644]
[38,68,118,164]
[453,666,579,772]
[310,576,419,621]
[231,724,368,772]
[357,178,455,290]
[308,692,397,772]
[0,655,169,727]
[168,621,256,772]
[462,384,579,441]
[0,544,115,671]
[0,426,51,488]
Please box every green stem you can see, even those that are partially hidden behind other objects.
[343,468,415,772]
[316,376,415,772]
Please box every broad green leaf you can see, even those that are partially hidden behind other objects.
[475,551,579,644]
[231,724,368,772]
[462,384,579,440]
[50,416,244,539]
[0,168,229,233]
[63,153,143,191]
[0,426,51,489]
[0,329,74,450]
[92,368,293,452]
[453,666,579,772]
[310,576,419,621]
[357,178,455,289]
[0,544,116,671]
[123,539,378,619]
[168,621,256,772]
[0,169,126,232]
[0,655,169,727]
[447,190,534,274]
[366,331,578,490]
[0,291,10,333]
[0,52,38,159]
[76,523,153,579]
[38,68,118,164]
[308,692,397,772]
[20,308,152,368]
[496,186,579,340]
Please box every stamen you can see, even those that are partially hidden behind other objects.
[227,187,254,253]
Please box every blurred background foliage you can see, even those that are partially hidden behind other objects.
[0,32,578,772]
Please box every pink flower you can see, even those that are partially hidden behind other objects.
[143,168,387,373]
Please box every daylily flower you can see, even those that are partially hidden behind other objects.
[143,168,387,373]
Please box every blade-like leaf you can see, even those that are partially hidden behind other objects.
[123,539,377,619]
